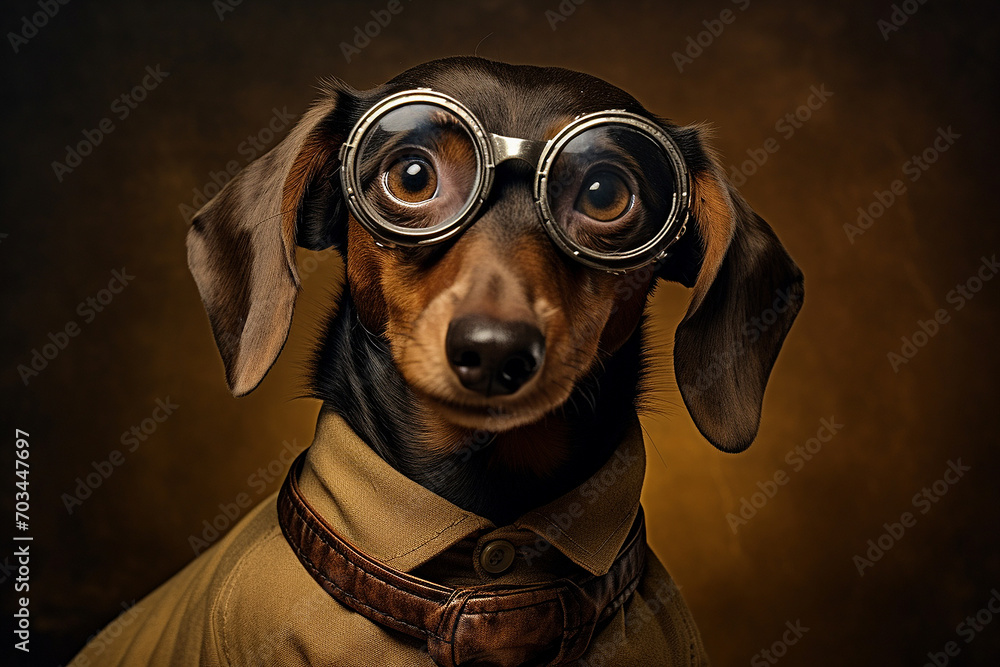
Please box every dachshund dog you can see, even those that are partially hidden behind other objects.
[75,57,802,667]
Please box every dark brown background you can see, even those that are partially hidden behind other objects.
[2,0,999,664]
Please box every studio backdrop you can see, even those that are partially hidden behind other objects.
[2,0,999,665]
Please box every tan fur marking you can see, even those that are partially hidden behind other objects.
[689,171,736,313]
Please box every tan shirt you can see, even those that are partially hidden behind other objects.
[72,413,708,666]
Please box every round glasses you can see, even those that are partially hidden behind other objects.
[338,89,690,272]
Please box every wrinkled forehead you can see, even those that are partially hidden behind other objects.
[381,61,649,142]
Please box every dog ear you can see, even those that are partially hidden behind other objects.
[186,81,354,396]
[661,128,804,452]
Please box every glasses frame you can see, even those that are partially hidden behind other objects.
[338,88,690,272]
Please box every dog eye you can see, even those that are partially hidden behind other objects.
[574,171,632,222]
[385,157,438,203]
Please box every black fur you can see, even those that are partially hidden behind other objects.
[190,55,800,521]
[253,56,799,515]
[310,291,649,525]
[294,57,723,522]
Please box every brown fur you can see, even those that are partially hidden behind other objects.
[187,57,804,497]
[346,206,640,475]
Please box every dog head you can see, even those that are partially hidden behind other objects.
[187,57,803,453]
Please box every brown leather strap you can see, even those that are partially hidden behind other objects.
[277,451,647,667]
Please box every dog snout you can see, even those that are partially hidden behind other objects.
[446,315,545,396]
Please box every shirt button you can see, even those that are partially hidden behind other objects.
[480,539,516,575]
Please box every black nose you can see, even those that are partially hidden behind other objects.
[446,315,545,396]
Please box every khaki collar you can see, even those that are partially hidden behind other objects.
[297,411,646,577]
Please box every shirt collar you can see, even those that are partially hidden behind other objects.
[297,411,646,577]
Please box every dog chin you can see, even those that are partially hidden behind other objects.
[420,393,558,433]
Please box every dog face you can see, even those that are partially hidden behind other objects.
[343,68,676,435]
[187,57,803,452]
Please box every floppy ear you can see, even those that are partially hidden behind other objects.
[662,128,804,452]
[186,81,354,396]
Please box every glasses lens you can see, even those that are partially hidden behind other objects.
[355,103,482,235]
[545,124,678,259]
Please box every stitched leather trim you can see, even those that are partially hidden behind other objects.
[278,451,647,667]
